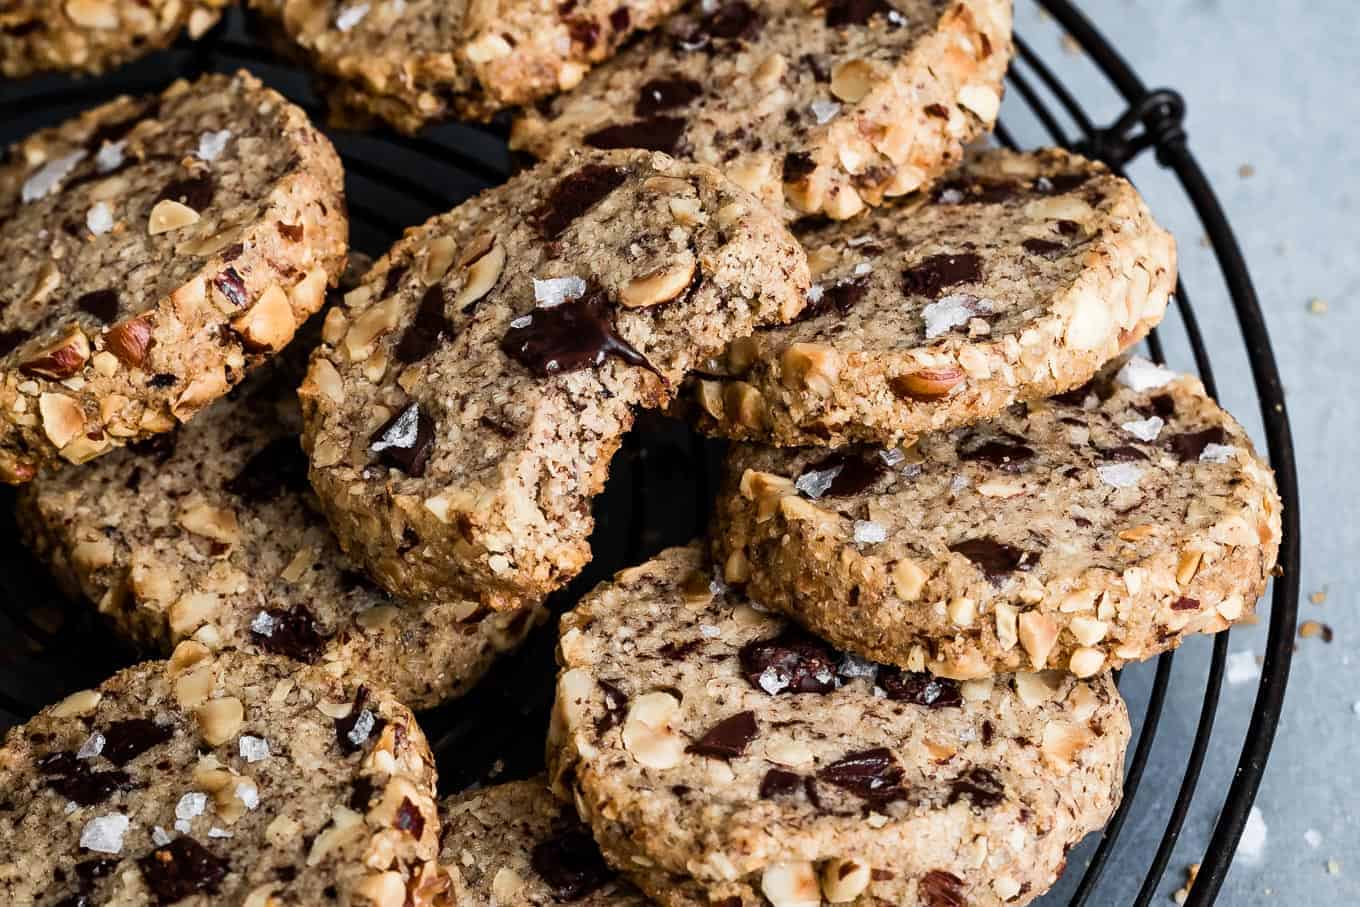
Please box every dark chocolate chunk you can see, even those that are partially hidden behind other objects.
[46,763,134,807]
[783,152,817,182]
[878,669,961,708]
[948,767,1004,809]
[381,265,409,299]
[1100,444,1148,462]
[76,290,119,324]
[136,838,229,905]
[277,222,304,242]
[702,1,762,40]
[584,117,687,155]
[739,627,839,695]
[949,537,1033,581]
[798,447,888,497]
[1022,237,1066,257]
[568,17,600,48]
[958,432,1034,471]
[918,869,966,907]
[224,437,308,502]
[1040,171,1092,194]
[0,329,32,358]
[154,175,214,212]
[394,286,453,364]
[100,719,174,767]
[1171,596,1199,611]
[531,164,629,239]
[658,639,702,661]
[73,858,119,889]
[933,178,1021,205]
[797,276,868,322]
[1165,426,1226,462]
[500,286,658,378]
[686,711,757,759]
[369,402,436,476]
[609,6,630,30]
[817,747,906,803]
[823,0,893,27]
[595,679,629,734]
[213,268,248,308]
[530,827,615,900]
[250,605,328,662]
[759,768,804,799]
[635,77,703,116]
[902,252,983,299]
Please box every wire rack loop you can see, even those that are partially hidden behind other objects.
[1077,88,1188,168]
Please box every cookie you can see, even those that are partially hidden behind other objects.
[438,777,652,905]
[713,359,1283,679]
[0,647,445,906]
[0,71,348,484]
[250,0,688,131]
[512,0,1012,221]
[299,149,809,611]
[681,148,1177,448]
[0,0,230,78]
[549,545,1130,906]
[16,332,545,711]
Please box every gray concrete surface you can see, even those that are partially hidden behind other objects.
[1005,2,1356,904]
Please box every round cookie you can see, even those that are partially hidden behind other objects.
[512,0,1013,221]
[0,0,230,78]
[0,70,348,484]
[299,149,809,611]
[250,0,689,130]
[550,545,1130,907]
[439,777,651,905]
[713,359,1283,679]
[683,148,1177,447]
[0,648,444,906]
[17,336,546,711]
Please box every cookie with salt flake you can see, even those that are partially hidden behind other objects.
[0,71,347,484]
[299,149,808,611]
[512,0,1012,222]
[713,359,1282,680]
[438,778,652,905]
[0,648,444,906]
[683,147,1177,448]
[550,545,1129,907]
[0,0,230,78]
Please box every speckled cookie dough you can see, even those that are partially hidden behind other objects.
[0,648,446,906]
[250,0,689,130]
[0,0,231,78]
[679,148,1177,448]
[713,360,1283,679]
[299,149,809,611]
[513,0,1013,221]
[550,545,1130,907]
[17,336,546,711]
[0,71,348,484]
[438,777,652,905]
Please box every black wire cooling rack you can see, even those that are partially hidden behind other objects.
[0,2,1301,904]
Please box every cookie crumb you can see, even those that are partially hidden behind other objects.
[1171,863,1199,904]
[1310,589,1327,604]
[1298,620,1334,643]
[1327,859,1342,876]
[1238,164,1255,179]
[1308,298,1328,315]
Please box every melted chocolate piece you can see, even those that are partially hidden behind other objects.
[136,838,229,905]
[381,265,409,299]
[568,17,600,48]
[902,252,983,299]
[932,178,1021,205]
[395,797,426,838]
[817,748,905,803]
[73,858,119,888]
[101,719,174,767]
[530,827,615,900]
[958,433,1034,471]
[85,102,158,152]
[635,77,703,116]
[1165,426,1226,462]
[334,686,386,754]
[1040,171,1092,194]
[798,448,888,497]
[595,679,629,734]
[686,711,757,759]
[584,117,687,155]
[368,402,436,476]
[1147,393,1176,420]
[609,6,630,29]
[823,0,893,27]
[759,768,804,799]
[154,175,214,212]
[531,164,629,239]
[948,767,1004,809]
[783,152,817,182]
[349,776,376,812]
[797,276,868,322]
[41,756,134,806]
[213,268,248,308]
[0,329,32,358]
[224,437,308,502]
[76,290,119,324]
[949,537,1033,581]
[500,287,657,378]
[1100,444,1148,462]
[1051,379,1096,407]
[878,670,961,708]
[394,286,453,364]
[701,1,762,40]
[250,605,328,662]
[918,869,966,907]
[1022,237,1066,257]
[658,639,702,661]
[739,627,839,695]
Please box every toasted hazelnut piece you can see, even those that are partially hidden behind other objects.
[322,307,349,346]
[724,549,751,584]
[169,592,220,636]
[823,183,865,220]
[820,858,871,903]
[20,328,90,379]
[781,342,840,396]
[1118,524,1157,542]
[754,52,787,89]
[994,602,1018,651]
[38,393,86,448]
[307,807,367,866]
[1176,549,1203,586]
[741,470,797,522]
[344,297,403,362]
[1018,611,1059,669]
[696,379,726,420]
[620,252,696,309]
[172,369,228,421]
[50,688,102,718]
[890,367,964,401]
[356,871,407,907]
[491,867,525,902]
[957,83,1001,121]
[453,242,506,309]
[1069,616,1107,646]
[232,285,295,352]
[724,381,766,429]
[148,199,201,235]
[1063,286,1113,350]
[1041,721,1093,769]
[621,691,685,769]
[1013,671,1064,707]
[187,6,220,38]
[830,59,875,103]
[309,357,345,404]
[1069,646,1106,678]
[993,876,1023,900]
[178,503,242,545]
[196,696,245,746]
[947,596,976,628]
[104,316,154,367]
[168,639,212,674]
[421,235,458,284]
[891,558,928,601]
[64,0,119,29]
[762,862,820,907]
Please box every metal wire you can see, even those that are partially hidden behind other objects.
[0,3,1300,904]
